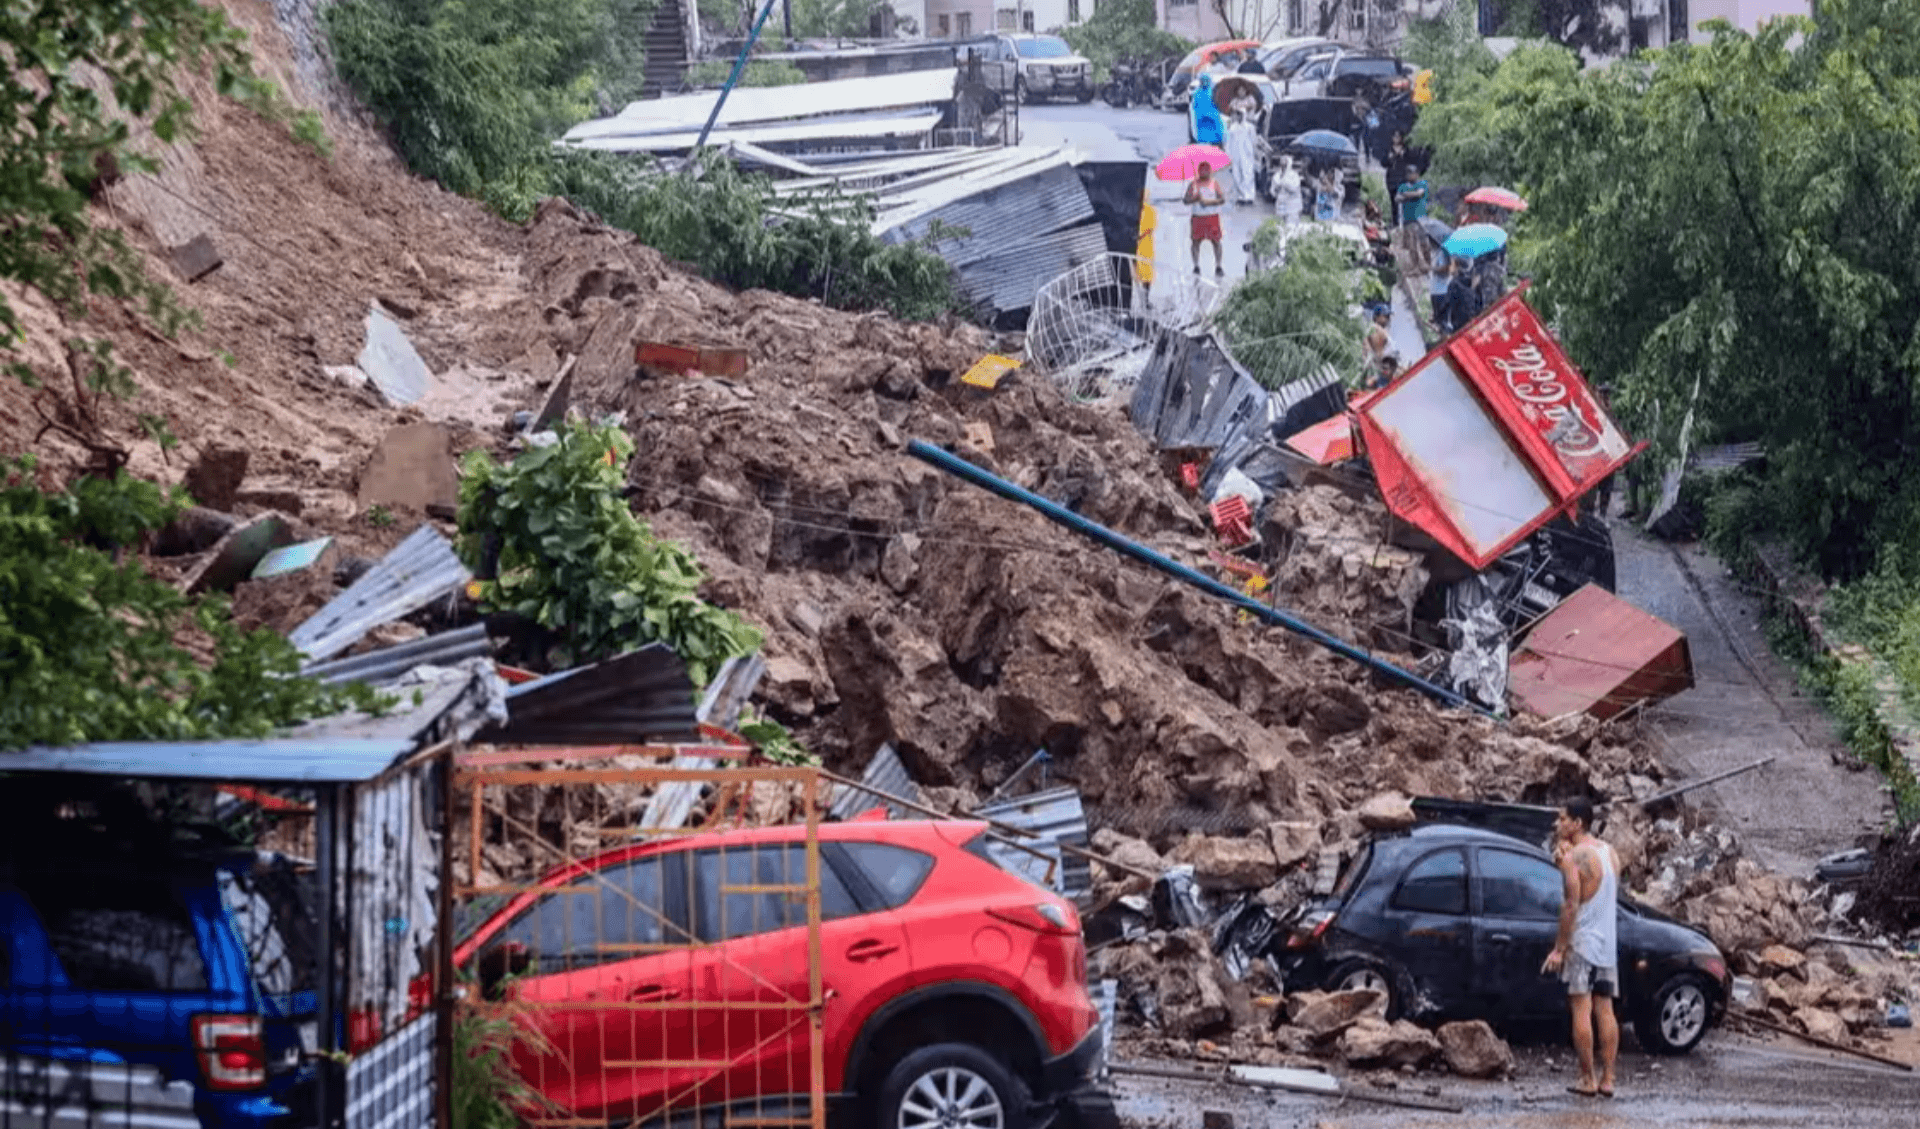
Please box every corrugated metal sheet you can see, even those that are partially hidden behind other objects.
[302,623,493,686]
[291,664,506,748]
[0,1053,200,1129]
[955,224,1111,321]
[873,150,1081,236]
[1131,330,1270,451]
[973,786,1091,899]
[564,112,942,153]
[474,643,698,746]
[564,69,957,141]
[1509,583,1694,720]
[345,1002,435,1129]
[829,743,919,820]
[881,160,1093,263]
[637,654,767,831]
[290,526,470,664]
[0,739,416,783]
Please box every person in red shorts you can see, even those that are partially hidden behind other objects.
[1185,162,1227,277]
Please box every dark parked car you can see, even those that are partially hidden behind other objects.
[1275,825,1730,1054]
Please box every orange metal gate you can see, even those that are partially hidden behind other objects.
[453,748,828,1129]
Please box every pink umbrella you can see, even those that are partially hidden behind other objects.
[1156,143,1232,182]
[1465,186,1529,212]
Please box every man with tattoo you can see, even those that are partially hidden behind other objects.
[1542,796,1619,1097]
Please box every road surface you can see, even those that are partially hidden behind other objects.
[1113,1033,1920,1128]
[1020,102,1427,362]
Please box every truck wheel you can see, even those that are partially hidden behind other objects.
[1076,86,1095,103]
[875,1043,1030,1129]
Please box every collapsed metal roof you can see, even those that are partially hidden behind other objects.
[0,739,419,783]
[472,643,699,746]
[561,69,957,151]
[289,526,470,664]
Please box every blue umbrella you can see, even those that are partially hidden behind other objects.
[1291,129,1356,157]
[1443,223,1509,258]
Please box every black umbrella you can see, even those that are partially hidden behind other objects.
[1419,216,1454,246]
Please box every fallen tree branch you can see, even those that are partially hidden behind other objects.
[1729,1009,1913,1072]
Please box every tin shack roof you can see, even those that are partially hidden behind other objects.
[1508,583,1694,720]
[0,739,418,783]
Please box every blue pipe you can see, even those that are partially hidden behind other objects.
[906,439,1485,714]
[694,0,782,153]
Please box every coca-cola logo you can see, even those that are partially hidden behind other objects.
[1486,342,1605,458]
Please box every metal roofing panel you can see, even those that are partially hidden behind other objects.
[875,151,1085,241]
[954,224,1110,319]
[829,744,919,820]
[0,739,416,783]
[1509,583,1694,720]
[289,526,471,664]
[474,643,698,746]
[973,786,1091,899]
[302,623,492,686]
[565,70,957,140]
[638,654,767,831]
[564,112,943,153]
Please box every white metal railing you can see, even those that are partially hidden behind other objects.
[1026,253,1224,404]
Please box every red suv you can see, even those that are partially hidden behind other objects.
[452,817,1109,1129]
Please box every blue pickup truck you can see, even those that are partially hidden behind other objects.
[1,836,317,1129]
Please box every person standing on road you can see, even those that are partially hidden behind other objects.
[1428,251,1452,334]
[1185,162,1227,277]
[1225,111,1259,204]
[1191,75,1225,146]
[1314,164,1340,221]
[1544,797,1621,1100]
[1273,156,1303,226]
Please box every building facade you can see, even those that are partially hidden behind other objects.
[922,0,1088,38]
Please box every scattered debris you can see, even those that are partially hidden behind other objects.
[252,537,334,581]
[358,423,460,513]
[961,354,1020,390]
[170,233,223,283]
[183,446,249,511]
[180,512,295,595]
[287,525,469,663]
[634,341,751,379]
[358,302,433,407]
[1436,1021,1513,1079]
[1509,584,1694,720]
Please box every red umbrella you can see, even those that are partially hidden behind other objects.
[1156,143,1231,182]
[1465,186,1529,212]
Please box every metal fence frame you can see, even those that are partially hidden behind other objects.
[1026,252,1224,403]
[450,748,831,1129]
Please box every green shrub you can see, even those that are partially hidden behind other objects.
[1060,0,1192,80]
[550,151,956,321]
[684,60,809,88]
[456,420,763,683]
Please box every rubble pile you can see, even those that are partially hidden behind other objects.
[1259,484,1429,650]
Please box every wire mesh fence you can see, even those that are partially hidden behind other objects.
[1026,253,1224,404]
[452,749,830,1129]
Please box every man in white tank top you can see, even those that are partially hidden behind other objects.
[1543,795,1619,1098]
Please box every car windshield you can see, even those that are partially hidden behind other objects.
[1339,58,1400,76]
[1016,37,1073,59]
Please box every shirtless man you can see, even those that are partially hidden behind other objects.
[1542,796,1620,1098]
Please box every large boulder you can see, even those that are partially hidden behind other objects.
[1287,989,1387,1040]
[1339,1016,1440,1068]
[1266,820,1323,871]
[1357,792,1416,831]
[1757,944,1807,978]
[1794,1007,1849,1044]
[1172,833,1281,890]
[1437,1020,1514,1079]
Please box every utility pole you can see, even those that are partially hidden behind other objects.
[782,0,792,40]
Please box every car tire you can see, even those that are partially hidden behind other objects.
[1015,77,1030,104]
[875,1043,1030,1129]
[1325,958,1404,1021]
[1076,86,1095,103]
[1637,974,1713,1055]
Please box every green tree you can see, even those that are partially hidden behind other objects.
[0,465,378,748]
[1415,1,1920,580]
[1218,229,1366,389]
[791,0,891,39]
[1060,0,1192,81]
[1401,0,1499,103]
[326,0,656,217]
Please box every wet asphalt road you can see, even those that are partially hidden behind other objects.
[1112,1031,1920,1128]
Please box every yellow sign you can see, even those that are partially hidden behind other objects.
[961,354,1020,390]
[1413,69,1435,106]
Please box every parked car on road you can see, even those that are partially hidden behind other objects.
[452,817,1111,1129]
[1255,36,1343,83]
[0,783,317,1129]
[1275,824,1731,1054]
[961,34,1095,103]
